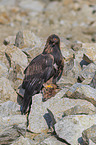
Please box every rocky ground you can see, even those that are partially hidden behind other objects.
[0,0,96,145]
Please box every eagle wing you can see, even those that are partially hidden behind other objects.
[21,54,55,114]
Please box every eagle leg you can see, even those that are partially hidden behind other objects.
[25,98,32,127]
[42,84,60,102]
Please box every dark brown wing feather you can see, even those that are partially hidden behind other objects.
[21,54,55,114]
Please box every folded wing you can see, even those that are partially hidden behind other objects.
[21,54,55,114]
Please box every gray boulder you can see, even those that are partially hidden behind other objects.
[11,136,37,145]
[63,83,96,106]
[55,114,96,145]
[78,63,96,84]
[28,88,96,133]
[0,115,26,145]
[90,71,96,89]
[0,62,8,78]
[40,136,66,145]
[0,77,17,103]
[0,101,20,116]
[82,125,96,144]
[63,104,96,117]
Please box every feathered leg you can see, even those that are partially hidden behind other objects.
[26,97,32,127]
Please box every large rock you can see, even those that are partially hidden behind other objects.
[75,43,96,67]
[61,44,74,60]
[21,31,43,61]
[63,83,96,106]
[64,59,82,78]
[28,93,48,133]
[63,104,96,117]
[40,136,66,145]
[78,63,96,84]
[23,30,43,48]
[0,115,26,131]
[32,132,50,144]
[5,45,28,69]
[82,43,96,63]
[0,62,8,78]
[15,31,24,48]
[4,44,28,87]
[55,114,96,145]
[12,136,37,145]
[0,115,26,145]
[90,71,96,88]
[57,76,77,88]
[0,101,20,116]
[0,77,17,102]
[0,45,10,69]
[82,125,96,144]
[28,88,96,133]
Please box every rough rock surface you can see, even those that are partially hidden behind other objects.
[0,77,17,102]
[0,115,26,145]
[82,125,96,144]
[0,101,20,116]
[55,114,96,145]
[63,83,96,106]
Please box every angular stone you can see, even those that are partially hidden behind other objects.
[15,31,24,48]
[55,114,96,145]
[61,45,74,61]
[90,71,96,88]
[4,36,16,46]
[78,63,96,84]
[63,104,96,117]
[64,59,82,78]
[0,115,26,132]
[57,76,77,88]
[23,31,43,48]
[40,136,66,145]
[63,83,96,106]
[5,45,28,69]
[0,45,10,69]
[74,43,96,67]
[0,126,20,145]
[28,88,96,133]
[82,125,96,144]
[22,46,43,62]
[0,115,26,144]
[71,42,82,51]
[32,132,50,144]
[12,136,36,145]
[28,93,48,133]
[0,77,17,102]
[82,43,96,63]
[0,101,20,116]
[0,62,8,78]
[63,57,74,76]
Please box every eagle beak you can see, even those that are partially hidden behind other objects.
[53,38,57,43]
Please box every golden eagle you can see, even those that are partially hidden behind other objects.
[21,34,64,115]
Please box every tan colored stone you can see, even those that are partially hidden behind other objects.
[0,77,17,102]
[63,83,96,106]
[82,43,96,63]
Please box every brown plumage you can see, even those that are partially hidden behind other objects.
[21,34,64,115]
